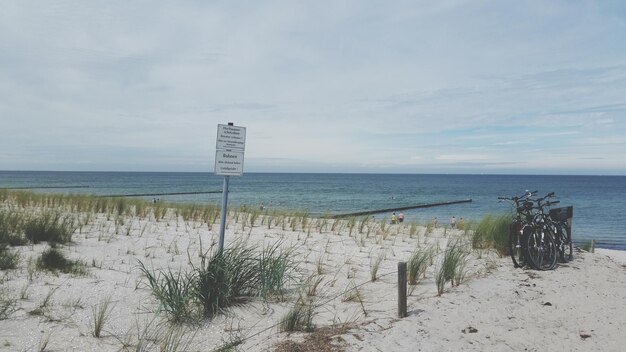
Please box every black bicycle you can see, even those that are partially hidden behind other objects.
[549,206,573,263]
[499,191,536,268]
[523,193,559,271]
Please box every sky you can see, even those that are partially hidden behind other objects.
[1,1,626,175]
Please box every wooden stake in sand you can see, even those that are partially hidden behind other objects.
[398,261,407,318]
[591,239,595,253]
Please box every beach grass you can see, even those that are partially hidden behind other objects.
[0,289,16,320]
[578,239,593,252]
[0,187,520,349]
[303,274,324,297]
[258,241,296,300]
[92,295,114,338]
[131,240,298,319]
[29,288,56,317]
[472,214,511,256]
[138,262,196,323]
[436,238,469,295]
[407,246,432,285]
[0,210,27,246]
[24,212,77,244]
[0,244,20,270]
[194,243,258,318]
[36,246,87,275]
[279,298,316,332]
[370,252,385,282]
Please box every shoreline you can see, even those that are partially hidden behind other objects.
[595,248,626,263]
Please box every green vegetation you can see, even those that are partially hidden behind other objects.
[369,252,385,282]
[0,244,19,270]
[92,296,114,338]
[139,241,298,321]
[302,274,324,297]
[471,214,512,256]
[407,246,432,285]
[258,241,296,299]
[194,243,259,318]
[24,212,77,244]
[28,288,56,317]
[36,247,87,275]
[279,299,316,332]
[436,238,469,295]
[0,287,15,320]
[579,239,593,252]
[0,210,27,246]
[138,263,196,324]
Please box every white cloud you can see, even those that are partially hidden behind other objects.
[435,154,492,162]
[0,1,625,174]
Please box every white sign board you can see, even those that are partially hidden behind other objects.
[215,150,245,176]
[216,124,246,151]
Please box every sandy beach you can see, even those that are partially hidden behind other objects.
[1,198,625,352]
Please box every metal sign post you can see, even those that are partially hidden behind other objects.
[218,175,230,254]
[215,123,246,255]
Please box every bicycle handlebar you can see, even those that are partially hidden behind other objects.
[498,190,537,202]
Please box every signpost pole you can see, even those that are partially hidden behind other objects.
[214,122,245,256]
[217,175,229,255]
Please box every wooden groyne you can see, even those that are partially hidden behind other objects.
[0,186,90,190]
[100,191,222,198]
[331,199,472,218]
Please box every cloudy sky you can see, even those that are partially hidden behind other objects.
[1,1,625,174]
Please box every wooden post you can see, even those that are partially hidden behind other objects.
[398,261,407,318]
[591,239,595,253]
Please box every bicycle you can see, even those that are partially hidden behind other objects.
[549,206,573,263]
[523,192,559,270]
[498,190,536,268]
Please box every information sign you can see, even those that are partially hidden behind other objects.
[214,150,245,176]
[216,124,246,151]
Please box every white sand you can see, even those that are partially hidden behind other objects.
[1,207,625,351]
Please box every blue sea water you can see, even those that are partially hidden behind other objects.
[1,171,625,249]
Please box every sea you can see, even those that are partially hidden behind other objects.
[1,171,625,250]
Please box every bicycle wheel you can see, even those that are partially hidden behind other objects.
[509,223,525,268]
[524,227,557,270]
[556,223,573,262]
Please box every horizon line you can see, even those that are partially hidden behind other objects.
[1,169,625,177]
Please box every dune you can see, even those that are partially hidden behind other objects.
[1,196,624,351]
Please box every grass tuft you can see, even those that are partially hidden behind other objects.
[0,244,20,270]
[0,210,27,246]
[279,298,316,332]
[138,262,195,324]
[436,238,469,295]
[407,246,432,285]
[24,212,76,244]
[472,214,511,256]
[92,295,114,338]
[258,241,295,299]
[370,252,385,282]
[36,247,86,275]
[193,243,259,318]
